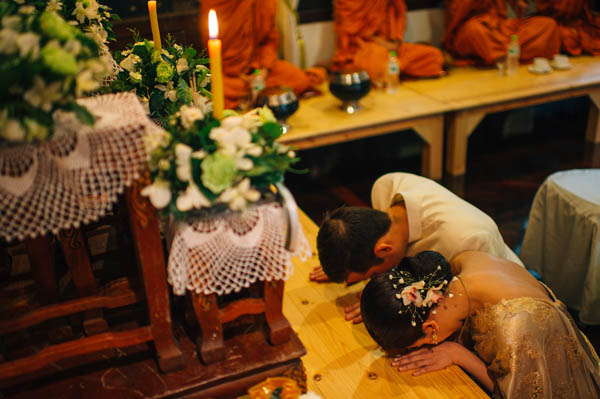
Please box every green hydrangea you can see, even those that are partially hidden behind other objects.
[258,106,276,123]
[156,62,174,83]
[39,11,76,41]
[41,44,77,75]
[201,152,237,194]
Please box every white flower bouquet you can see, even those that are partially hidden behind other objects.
[109,34,211,119]
[142,98,300,216]
[0,2,112,144]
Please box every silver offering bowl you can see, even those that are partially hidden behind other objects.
[257,86,299,134]
[329,70,371,114]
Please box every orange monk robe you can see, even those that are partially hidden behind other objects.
[200,0,326,110]
[331,0,444,82]
[443,0,561,65]
[538,0,600,56]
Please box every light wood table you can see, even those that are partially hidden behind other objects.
[283,210,489,399]
[277,85,450,180]
[403,56,600,176]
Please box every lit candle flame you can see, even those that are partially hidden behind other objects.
[208,9,218,39]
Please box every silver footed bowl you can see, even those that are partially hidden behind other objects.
[329,70,371,114]
[257,86,299,134]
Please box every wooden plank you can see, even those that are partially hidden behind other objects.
[0,327,153,380]
[283,210,489,398]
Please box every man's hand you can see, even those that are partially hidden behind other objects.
[391,342,459,376]
[309,266,331,283]
[344,291,363,324]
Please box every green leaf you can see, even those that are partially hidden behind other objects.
[149,90,165,115]
[68,103,95,126]
[176,78,193,105]
[259,122,283,142]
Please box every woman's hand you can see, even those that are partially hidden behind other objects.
[391,341,461,376]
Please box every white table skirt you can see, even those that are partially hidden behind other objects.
[520,169,600,324]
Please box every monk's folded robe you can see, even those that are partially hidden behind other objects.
[538,0,600,56]
[443,0,561,65]
[331,0,444,82]
[200,0,325,110]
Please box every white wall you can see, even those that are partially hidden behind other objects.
[277,3,444,68]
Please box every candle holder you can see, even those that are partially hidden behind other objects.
[257,87,299,134]
[329,70,371,114]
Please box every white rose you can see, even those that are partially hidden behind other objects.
[175,182,211,211]
[176,57,189,74]
[141,179,172,209]
[218,178,260,211]
[236,157,253,171]
[179,104,205,130]
[0,29,18,54]
[119,54,141,72]
[76,69,100,96]
[64,38,82,55]
[18,6,35,15]
[45,0,63,13]
[1,120,26,142]
[16,32,40,59]
[1,16,21,30]
[175,143,192,182]
[23,76,62,112]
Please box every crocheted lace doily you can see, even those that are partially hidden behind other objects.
[167,201,311,296]
[0,92,160,242]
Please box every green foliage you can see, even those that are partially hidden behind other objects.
[108,33,210,120]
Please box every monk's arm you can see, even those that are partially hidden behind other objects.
[251,21,280,72]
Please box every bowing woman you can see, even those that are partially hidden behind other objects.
[360,250,600,398]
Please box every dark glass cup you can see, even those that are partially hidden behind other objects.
[257,86,299,133]
[329,70,371,114]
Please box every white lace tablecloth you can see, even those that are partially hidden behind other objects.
[167,201,311,296]
[0,93,160,242]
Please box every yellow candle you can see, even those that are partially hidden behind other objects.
[208,9,224,120]
[147,1,161,50]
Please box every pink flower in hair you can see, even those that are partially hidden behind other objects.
[398,281,425,307]
[423,282,445,307]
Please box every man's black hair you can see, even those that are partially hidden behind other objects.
[316,206,391,283]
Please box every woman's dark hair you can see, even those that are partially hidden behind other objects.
[361,251,452,351]
[317,206,391,283]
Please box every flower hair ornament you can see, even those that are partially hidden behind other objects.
[388,265,451,327]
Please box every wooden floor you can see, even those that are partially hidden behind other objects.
[286,211,487,398]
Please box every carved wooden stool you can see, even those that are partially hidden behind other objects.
[191,279,292,364]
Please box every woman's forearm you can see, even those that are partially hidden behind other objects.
[453,345,494,392]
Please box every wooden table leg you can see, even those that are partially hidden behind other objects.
[586,92,600,144]
[414,116,443,181]
[25,236,72,343]
[125,177,184,373]
[264,280,292,345]
[446,110,486,177]
[190,292,225,364]
[58,228,108,335]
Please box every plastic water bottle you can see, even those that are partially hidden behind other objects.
[506,35,520,76]
[386,51,400,93]
[250,68,265,103]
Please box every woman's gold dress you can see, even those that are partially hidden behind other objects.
[471,296,600,398]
